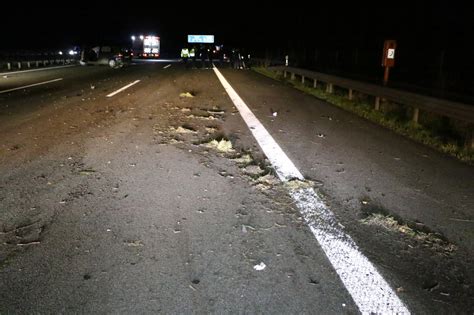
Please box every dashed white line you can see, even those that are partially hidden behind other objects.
[106,80,141,97]
[0,65,76,76]
[163,64,172,69]
[0,78,63,94]
[213,66,410,315]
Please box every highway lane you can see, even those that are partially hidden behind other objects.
[0,64,358,313]
[218,68,474,250]
[216,67,474,313]
[0,63,473,313]
[0,62,173,131]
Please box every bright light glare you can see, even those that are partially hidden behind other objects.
[58,51,63,55]
[139,35,144,40]
[131,35,136,41]
[68,50,75,55]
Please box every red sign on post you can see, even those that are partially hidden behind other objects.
[382,40,397,67]
[381,40,397,86]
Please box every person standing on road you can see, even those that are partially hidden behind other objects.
[190,46,196,68]
[200,46,207,69]
[231,49,241,69]
[181,47,190,67]
[207,48,213,69]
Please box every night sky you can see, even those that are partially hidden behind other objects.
[2,1,472,54]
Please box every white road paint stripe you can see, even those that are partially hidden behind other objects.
[213,66,410,315]
[0,78,63,94]
[163,64,172,69]
[0,65,76,76]
[106,80,141,97]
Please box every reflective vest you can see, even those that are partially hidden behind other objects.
[189,48,195,57]
[181,48,189,58]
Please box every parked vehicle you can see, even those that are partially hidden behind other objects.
[80,46,130,68]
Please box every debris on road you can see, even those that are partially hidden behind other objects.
[78,169,96,175]
[170,126,197,134]
[256,174,279,187]
[232,154,253,165]
[204,139,234,153]
[186,114,218,121]
[205,127,218,133]
[253,262,266,271]
[317,133,326,138]
[243,165,265,177]
[284,179,314,191]
[207,109,225,116]
[124,240,144,247]
[179,92,195,98]
[242,224,256,232]
[361,213,457,254]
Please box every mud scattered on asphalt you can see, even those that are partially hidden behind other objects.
[170,126,197,134]
[232,154,253,165]
[285,179,315,191]
[361,213,457,254]
[179,92,195,98]
[204,139,234,153]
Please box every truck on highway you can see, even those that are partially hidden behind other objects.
[132,35,160,58]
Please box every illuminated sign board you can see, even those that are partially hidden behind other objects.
[187,35,215,43]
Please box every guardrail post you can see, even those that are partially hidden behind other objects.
[412,107,420,123]
[43,60,47,66]
[375,97,381,110]
[27,61,31,68]
[36,61,39,67]
[468,127,474,151]
[7,62,11,70]
[348,89,353,100]
[291,72,295,80]
[326,83,333,94]
[17,62,21,69]
[313,79,317,88]
[301,76,305,84]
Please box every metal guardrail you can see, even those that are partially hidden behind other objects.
[0,58,77,71]
[269,66,474,125]
[250,59,474,149]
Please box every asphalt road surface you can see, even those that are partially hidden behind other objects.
[0,61,473,314]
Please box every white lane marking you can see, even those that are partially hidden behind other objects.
[0,65,76,76]
[213,66,410,315]
[0,78,63,94]
[163,64,172,69]
[106,80,141,97]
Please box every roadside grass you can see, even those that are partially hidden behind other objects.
[252,67,473,164]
